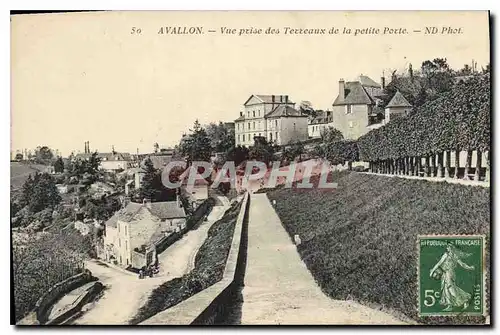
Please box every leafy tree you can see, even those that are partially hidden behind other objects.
[34,146,54,165]
[321,126,344,144]
[20,172,61,214]
[225,145,249,166]
[53,157,65,173]
[15,153,23,161]
[249,138,275,166]
[177,120,212,163]
[205,122,235,153]
[298,101,315,116]
[138,158,176,202]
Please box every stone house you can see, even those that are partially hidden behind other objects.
[74,152,132,172]
[308,110,333,138]
[234,95,309,146]
[102,198,186,269]
[329,75,386,140]
[384,90,413,123]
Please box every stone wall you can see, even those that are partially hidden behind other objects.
[140,192,250,325]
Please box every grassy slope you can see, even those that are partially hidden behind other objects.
[129,201,242,324]
[266,171,490,325]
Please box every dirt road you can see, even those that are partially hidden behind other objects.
[72,196,229,325]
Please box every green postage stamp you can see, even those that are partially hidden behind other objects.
[418,235,486,317]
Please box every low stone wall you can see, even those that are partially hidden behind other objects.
[46,281,104,325]
[35,270,95,324]
[140,192,250,325]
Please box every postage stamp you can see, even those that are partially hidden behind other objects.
[418,235,486,317]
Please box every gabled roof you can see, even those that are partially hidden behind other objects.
[234,115,245,122]
[265,105,306,118]
[141,155,174,170]
[333,81,374,106]
[358,75,381,88]
[308,110,333,125]
[243,94,295,106]
[104,200,186,227]
[386,91,412,108]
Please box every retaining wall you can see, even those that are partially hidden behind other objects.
[140,192,250,325]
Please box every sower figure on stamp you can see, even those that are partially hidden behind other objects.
[430,242,475,312]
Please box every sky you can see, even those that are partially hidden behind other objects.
[11,11,490,157]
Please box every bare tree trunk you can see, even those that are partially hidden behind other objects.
[464,150,472,180]
[485,151,490,183]
[423,155,429,177]
[429,154,435,177]
[444,150,450,178]
[416,156,421,177]
[454,149,460,179]
[474,150,482,181]
[437,152,444,178]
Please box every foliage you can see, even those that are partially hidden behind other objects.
[358,76,490,161]
[15,153,24,160]
[82,195,122,221]
[177,120,212,163]
[20,173,61,214]
[53,157,65,173]
[225,145,249,166]
[267,171,490,325]
[321,126,344,144]
[205,122,235,153]
[138,158,176,202]
[282,141,305,162]
[130,201,242,324]
[249,137,275,165]
[34,146,54,165]
[13,230,91,321]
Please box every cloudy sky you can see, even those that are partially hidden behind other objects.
[11,11,489,156]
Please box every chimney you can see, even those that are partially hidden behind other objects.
[280,95,283,103]
[285,95,289,105]
[271,95,275,111]
[381,76,386,89]
[240,111,243,117]
[339,79,345,102]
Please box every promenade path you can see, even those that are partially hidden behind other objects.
[240,193,406,325]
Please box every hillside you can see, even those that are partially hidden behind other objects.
[266,171,490,324]
[11,162,48,189]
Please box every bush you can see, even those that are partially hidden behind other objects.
[266,171,490,324]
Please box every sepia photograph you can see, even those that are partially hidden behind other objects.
[10,10,491,326]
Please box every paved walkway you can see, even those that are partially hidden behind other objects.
[72,196,230,325]
[240,193,405,325]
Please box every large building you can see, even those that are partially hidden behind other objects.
[234,95,308,146]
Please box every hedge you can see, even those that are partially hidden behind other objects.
[358,75,490,161]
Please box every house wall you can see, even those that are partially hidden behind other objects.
[330,104,370,140]
[101,160,129,172]
[308,123,329,138]
[103,225,119,263]
[385,106,411,123]
[278,117,309,145]
[184,185,209,201]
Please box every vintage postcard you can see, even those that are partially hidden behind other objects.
[10,11,491,326]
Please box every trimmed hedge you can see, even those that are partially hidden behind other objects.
[358,75,490,161]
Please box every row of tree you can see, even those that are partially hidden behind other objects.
[358,75,490,181]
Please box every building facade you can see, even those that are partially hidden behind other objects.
[234,95,308,146]
[103,198,186,269]
[308,110,333,138]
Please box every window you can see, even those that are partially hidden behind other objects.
[118,224,120,233]
[253,111,255,117]
[258,110,261,116]
[270,132,273,141]
[125,240,128,250]
[275,120,278,127]
[248,134,250,141]
[124,226,127,236]
[346,105,352,114]
[248,122,251,130]
[247,111,250,117]
[238,134,240,142]
[293,123,296,130]
[259,133,261,136]
[119,238,121,247]
[253,122,255,129]
[275,132,278,141]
